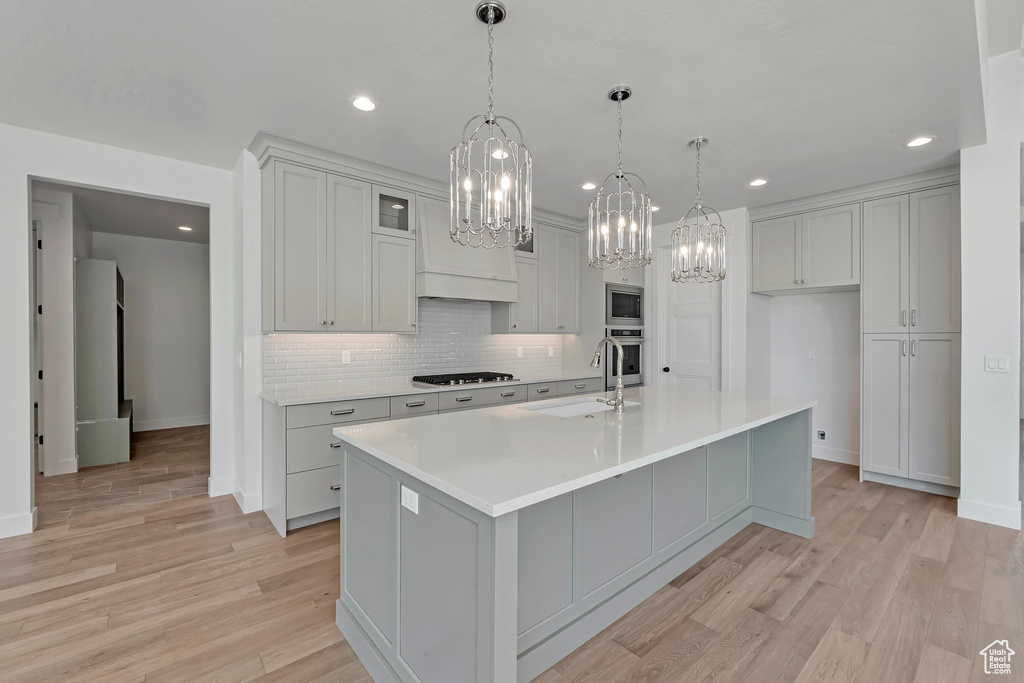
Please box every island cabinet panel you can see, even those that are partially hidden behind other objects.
[344,455,397,646]
[652,446,709,553]
[751,409,812,524]
[575,466,654,598]
[516,494,574,635]
[707,432,751,522]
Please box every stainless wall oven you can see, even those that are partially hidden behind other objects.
[606,327,643,389]
[606,283,643,326]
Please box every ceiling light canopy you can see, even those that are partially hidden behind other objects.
[671,138,726,284]
[587,86,653,271]
[581,182,596,191]
[749,178,768,187]
[352,96,376,111]
[450,0,532,249]
[907,136,933,147]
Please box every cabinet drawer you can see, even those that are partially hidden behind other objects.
[556,378,603,396]
[286,466,341,519]
[286,424,350,474]
[390,393,439,419]
[438,385,526,412]
[527,383,560,401]
[286,397,390,429]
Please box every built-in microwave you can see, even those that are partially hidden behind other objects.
[606,283,643,326]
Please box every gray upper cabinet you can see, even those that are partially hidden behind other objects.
[372,186,416,240]
[752,204,860,294]
[862,195,910,333]
[801,204,860,288]
[909,186,961,333]
[373,234,417,333]
[492,254,539,334]
[908,334,960,486]
[752,215,801,292]
[270,161,328,331]
[861,334,909,478]
[538,226,581,333]
[327,174,373,332]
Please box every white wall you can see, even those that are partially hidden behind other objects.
[91,232,211,431]
[770,292,861,464]
[71,196,93,259]
[719,208,754,393]
[958,51,1023,529]
[0,122,237,538]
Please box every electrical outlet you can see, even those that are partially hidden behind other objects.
[807,349,816,360]
[817,430,826,441]
[517,347,523,358]
[400,485,419,514]
[341,350,351,365]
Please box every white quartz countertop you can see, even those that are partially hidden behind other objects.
[259,372,603,406]
[333,386,816,517]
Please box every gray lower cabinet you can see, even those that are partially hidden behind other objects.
[861,332,960,489]
[263,378,602,535]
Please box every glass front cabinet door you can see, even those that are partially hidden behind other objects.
[372,186,417,240]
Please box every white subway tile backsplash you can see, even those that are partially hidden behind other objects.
[263,299,562,388]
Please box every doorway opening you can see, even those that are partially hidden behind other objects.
[30,181,211,526]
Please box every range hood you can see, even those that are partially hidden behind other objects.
[416,195,519,302]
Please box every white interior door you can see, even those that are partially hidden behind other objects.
[649,241,721,391]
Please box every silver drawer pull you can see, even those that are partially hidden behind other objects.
[536,388,550,394]
[405,401,426,408]
[329,484,341,491]
[574,383,586,389]
[329,442,342,449]
[501,391,515,398]
[330,408,355,416]
[455,396,473,403]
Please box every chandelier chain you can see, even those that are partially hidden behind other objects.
[694,138,702,207]
[616,93,624,176]
[486,9,495,121]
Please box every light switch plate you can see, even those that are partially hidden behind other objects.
[342,350,351,365]
[985,355,1010,373]
[400,485,419,514]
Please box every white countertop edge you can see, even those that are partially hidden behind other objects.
[333,398,817,518]
[260,373,604,406]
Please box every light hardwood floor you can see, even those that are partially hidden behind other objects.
[1,435,1021,682]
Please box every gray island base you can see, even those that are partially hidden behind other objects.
[331,387,815,682]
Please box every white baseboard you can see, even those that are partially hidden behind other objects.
[232,488,263,515]
[0,508,37,539]
[50,458,78,476]
[208,476,235,498]
[134,415,210,432]
[958,497,1022,530]
[812,445,859,466]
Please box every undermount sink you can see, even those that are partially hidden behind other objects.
[522,397,640,418]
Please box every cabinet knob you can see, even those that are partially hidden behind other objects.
[330,484,341,491]
[662,366,670,372]
[320,320,327,326]
[512,324,517,328]
[328,320,334,326]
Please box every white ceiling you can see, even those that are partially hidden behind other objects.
[34,182,210,244]
[1,0,986,219]
[987,0,1024,55]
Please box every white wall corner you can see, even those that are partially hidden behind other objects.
[0,508,37,539]
[958,497,1022,530]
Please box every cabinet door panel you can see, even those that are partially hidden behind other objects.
[274,161,326,331]
[862,334,909,478]
[910,187,960,333]
[372,235,417,333]
[537,227,558,333]
[326,174,372,332]
[802,204,860,288]
[511,255,539,333]
[752,216,800,292]
[862,195,910,333]
[653,447,708,552]
[556,229,581,333]
[909,334,960,486]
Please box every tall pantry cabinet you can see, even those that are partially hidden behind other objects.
[861,185,961,490]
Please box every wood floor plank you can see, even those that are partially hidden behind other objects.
[854,600,931,683]
[914,504,959,563]
[912,644,972,683]
[674,608,779,683]
[751,537,842,621]
[979,555,1024,632]
[893,555,945,611]
[926,585,982,661]
[832,529,916,642]
[691,551,791,631]
[942,519,989,592]
[794,627,869,683]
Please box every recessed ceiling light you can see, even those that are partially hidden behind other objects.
[749,178,768,187]
[352,96,376,111]
[178,226,192,231]
[391,204,404,209]
[491,149,509,159]
[907,136,932,147]
[651,206,660,212]
[581,182,597,190]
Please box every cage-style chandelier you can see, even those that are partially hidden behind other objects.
[450,1,532,249]
[671,138,726,283]
[588,86,653,270]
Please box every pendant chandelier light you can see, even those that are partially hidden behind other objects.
[588,86,653,271]
[671,138,726,283]
[450,0,532,249]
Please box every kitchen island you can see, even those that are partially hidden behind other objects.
[332,386,816,683]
